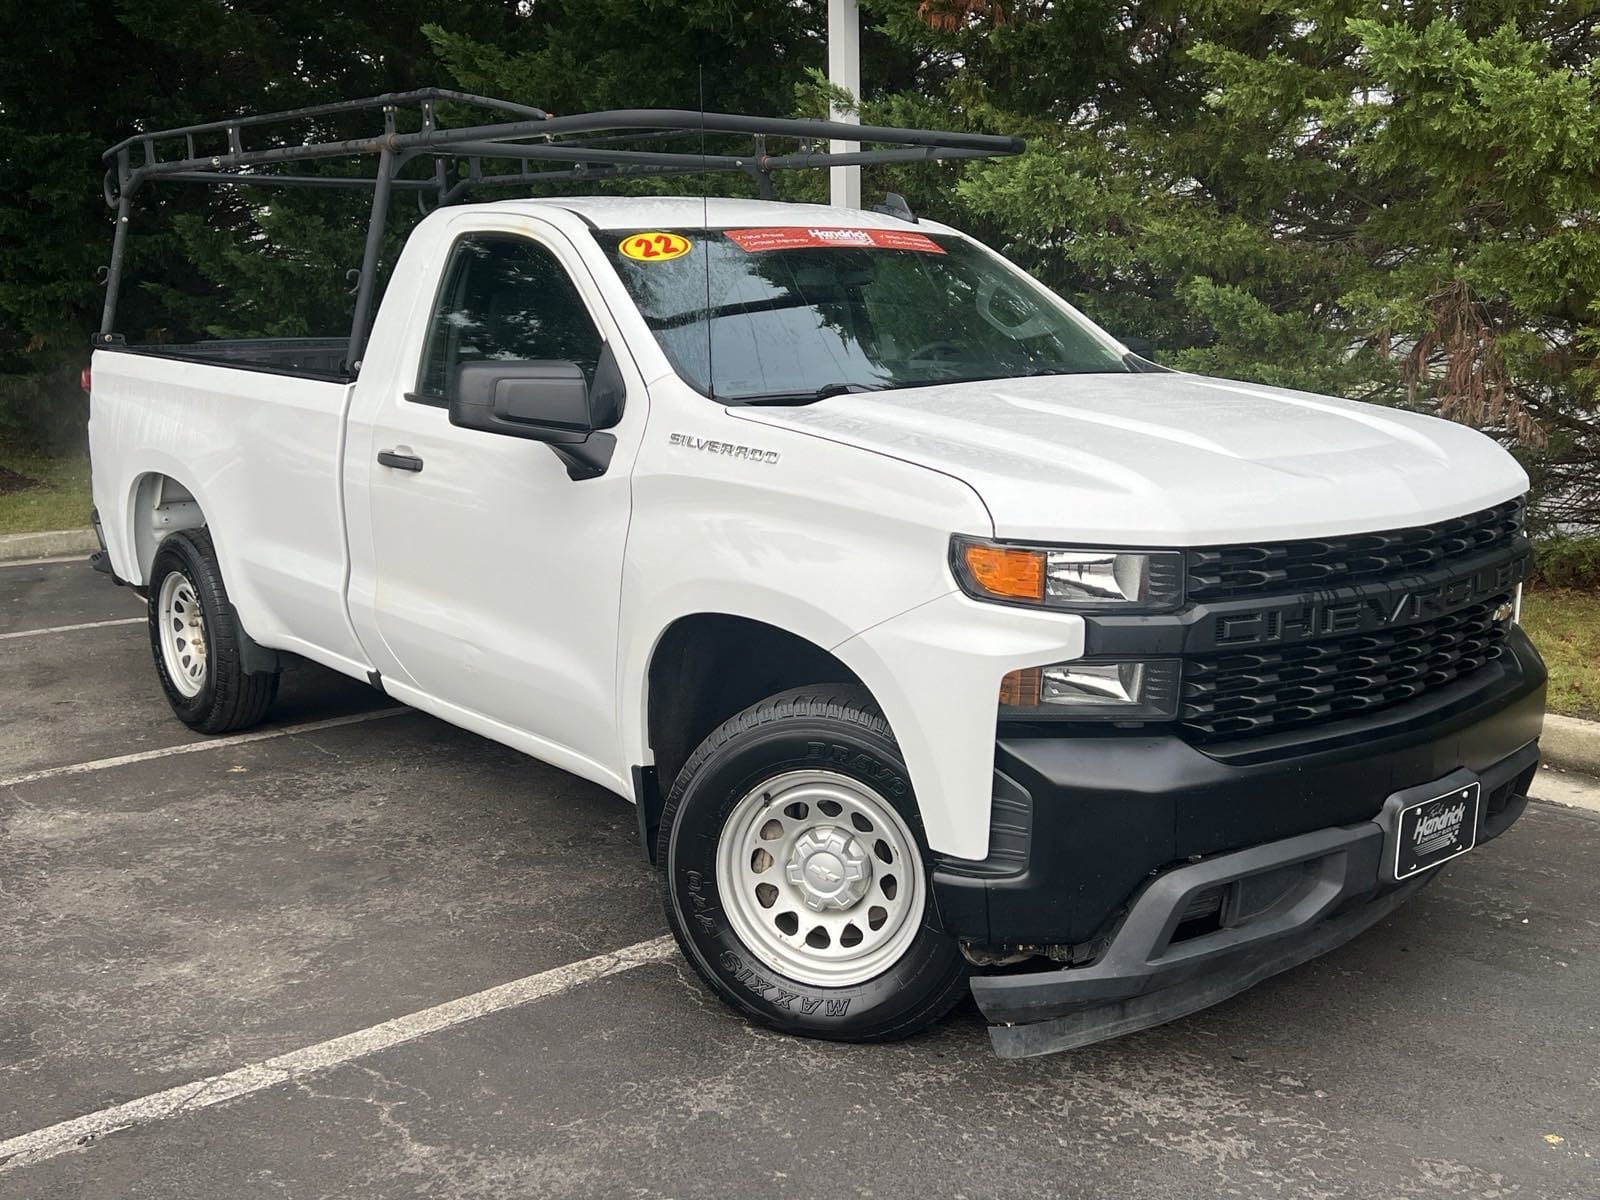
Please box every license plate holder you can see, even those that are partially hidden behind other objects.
[1381,776,1481,882]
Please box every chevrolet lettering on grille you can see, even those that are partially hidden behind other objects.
[1210,556,1526,649]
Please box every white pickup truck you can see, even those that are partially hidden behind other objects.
[89,185,1546,1055]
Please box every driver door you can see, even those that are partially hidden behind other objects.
[348,222,644,788]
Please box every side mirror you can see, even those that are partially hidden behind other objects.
[1120,335,1155,359]
[448,345,625,480]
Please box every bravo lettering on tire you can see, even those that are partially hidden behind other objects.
[659,686,968,1042]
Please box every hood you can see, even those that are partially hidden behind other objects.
[731,372,1528,544]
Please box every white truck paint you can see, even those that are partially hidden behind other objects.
[90,196,1528,861]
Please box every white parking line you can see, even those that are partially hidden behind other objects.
[0,708,410,789]
[0,935,677,1173]
[0,616,145,641]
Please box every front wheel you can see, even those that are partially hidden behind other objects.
[148,528,280,733]
[659,686,968,1042]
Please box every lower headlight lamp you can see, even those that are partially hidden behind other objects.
[1000,658,1182,721]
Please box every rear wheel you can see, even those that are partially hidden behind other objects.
[659,686,968,1041]
[148,528,280,733]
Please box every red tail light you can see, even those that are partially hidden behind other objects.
[80,365,92,392]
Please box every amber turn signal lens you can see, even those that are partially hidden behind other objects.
[962,544,1044,602]
[998,668,1043,707]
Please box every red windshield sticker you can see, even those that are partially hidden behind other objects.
[724,227,945,254]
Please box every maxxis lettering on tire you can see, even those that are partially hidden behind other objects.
[717,950,849,1016]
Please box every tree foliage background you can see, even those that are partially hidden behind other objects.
[2,0,1597,533]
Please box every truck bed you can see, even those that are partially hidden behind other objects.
[89,344,366,671]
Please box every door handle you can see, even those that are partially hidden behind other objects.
[377,449,424,472]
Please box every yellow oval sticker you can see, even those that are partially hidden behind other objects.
[619,231,693,262]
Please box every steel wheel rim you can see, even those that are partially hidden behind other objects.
[715,769,925,988]
[157,570,208,698]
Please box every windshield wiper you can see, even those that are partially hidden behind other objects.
[728,382,882,406]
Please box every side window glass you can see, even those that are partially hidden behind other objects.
[415,234,604,402]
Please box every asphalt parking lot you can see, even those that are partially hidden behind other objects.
[2,557,1598,1199]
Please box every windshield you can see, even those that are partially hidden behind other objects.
[593,227,1130,402]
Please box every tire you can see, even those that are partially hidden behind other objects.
[147,528,280,734]
[659,685,969,1042]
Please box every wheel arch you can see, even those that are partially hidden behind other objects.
[124,466,211,585]
[634,612,874,861]
[127,472,282,677]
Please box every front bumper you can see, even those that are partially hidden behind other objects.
[973,739,1535,1056]
[937,628,1546,1056]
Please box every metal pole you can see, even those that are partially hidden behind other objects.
[828,0,862,209]
[99,193,132,336]
[753,135,774,200]
[347,143,394,371]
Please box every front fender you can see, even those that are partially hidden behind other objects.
[833,591,1087,861]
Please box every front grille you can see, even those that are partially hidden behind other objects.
[1185,500,1523,604]
[1180,594,1511,740]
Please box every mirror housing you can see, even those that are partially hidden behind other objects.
[448,345,626,479]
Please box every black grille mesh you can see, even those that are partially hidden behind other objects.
[1185,500,1523,603]
[1180,594,1511,740]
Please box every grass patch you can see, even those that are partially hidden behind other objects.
[1521,588,1600,721]
[0,450,91,535]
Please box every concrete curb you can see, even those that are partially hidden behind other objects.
[1541,713,1600,776]
[0,527,97,563]
[1532,767,1600,815]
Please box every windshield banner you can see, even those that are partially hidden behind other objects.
[724,227,946,255]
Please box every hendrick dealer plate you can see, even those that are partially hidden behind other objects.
[1390,780,1481,880]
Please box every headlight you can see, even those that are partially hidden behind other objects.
[1000,658,1182,721]
[951,537,1184,611]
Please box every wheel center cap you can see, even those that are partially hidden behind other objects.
[806,852,845,888]
[786,826,871,912]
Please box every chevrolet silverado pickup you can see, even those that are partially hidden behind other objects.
[87,98,1544,1056]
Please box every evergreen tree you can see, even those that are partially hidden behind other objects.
[862,1,1600,530]
[2,0,1596,534]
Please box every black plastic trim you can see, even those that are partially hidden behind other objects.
[985,877,1426,1057]
[376,450,424,472]
[933,629,1545,950]
[551,432,617,481]
[93,342,353,384]
[974,821,1388,1026]
[971,736,1540,1053]
[226,602,283,675]
[633,765,663,865]
[89,507,119,580]
[1082,540,1529,657]
[935,769,1033,880]
[1184,498,1524,604]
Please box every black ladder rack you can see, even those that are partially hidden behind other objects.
[97,88,1025,367]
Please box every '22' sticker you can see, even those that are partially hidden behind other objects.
[619,231,693,262]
